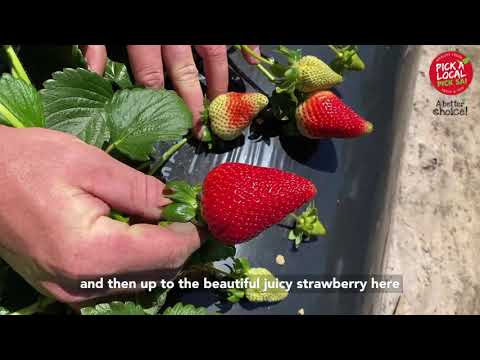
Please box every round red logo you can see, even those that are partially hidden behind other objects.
[429,51,473,95]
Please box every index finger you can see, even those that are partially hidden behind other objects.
[162,45,204,138]
[194,45,228,100]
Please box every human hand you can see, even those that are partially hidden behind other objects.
[0,126,201,304]
[80,45,261,139]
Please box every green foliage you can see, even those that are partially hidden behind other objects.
[0,73,45,127]
[105,88,192,161]
[289,203,326,249]
[104,58,133,89]
[41,68,113,147]
[162,302,211,315]
[81,301,148,315]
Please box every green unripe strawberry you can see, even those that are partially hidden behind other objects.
[296,56,343,93]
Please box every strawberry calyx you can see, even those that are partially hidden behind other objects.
[208,257,289,303]
[328,45,365,75]
[288,203,326,249]
[199,97,215,149]
[161,180,205,226]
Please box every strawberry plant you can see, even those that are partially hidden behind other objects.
[232,45,372,140]
[0,45,325,315]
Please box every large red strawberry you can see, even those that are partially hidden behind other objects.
[203,92,269,141]
[295,90,373,139]
[161,162,317,245]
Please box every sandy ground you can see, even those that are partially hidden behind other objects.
[374,45,480,314]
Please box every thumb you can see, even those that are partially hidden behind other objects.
[77,152,170,220]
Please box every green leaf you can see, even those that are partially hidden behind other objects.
[0,73,45,128]
[226,288,245,303]
[164,180,199,207]
[462,57,471,65]
[233,257,251,275]
[165,191,197,207]
[105,88,192,161]
[166,180,196,196]
[288,229,297,240]
[138,288,170,315]
[270,62,289,77]
[275,46,302,64]
[0,306,9,315]
[162,203,196,223]
[188,236,236,266]
[104,59,133,89]
[110,210,130,224]
[71,45,88,69]
[81,301,148,315]
[41,68,114,147]
[245,268,289,303]
[162,302,211,315]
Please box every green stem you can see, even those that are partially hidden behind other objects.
[236,45,274,65]
[256,63,276,82]
[148,138,188,176]
[2,45,31,86]
[9,297,55,315]
[11,67,19,79]
[0,103,25,128]
[105,143,116,154]
[328,45,342,56]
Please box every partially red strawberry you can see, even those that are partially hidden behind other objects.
[203,92,269,141]
[295,90,373,139]
[161,163,317,245]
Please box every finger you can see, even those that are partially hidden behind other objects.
[127,45,164,89]
[162,45,204,138]
[242,45,261,65]
[80,45,107,75]
[194,45,228,100]
[91,217,201,275]
[75,150,170,220]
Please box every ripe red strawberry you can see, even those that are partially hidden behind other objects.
[296,90,373,139]
[201,163,316,244]
[204,92,269,141]
[162,163,317,245]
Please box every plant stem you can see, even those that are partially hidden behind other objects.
[148,138,188,176]
[236,45,274,65]
[11,67,19,79]
[9,297,55,315]
[256,64,276,82]
[0,103,25,128]
[2,45,31,85]
[328,45,342,56]
[105,143,116,154]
